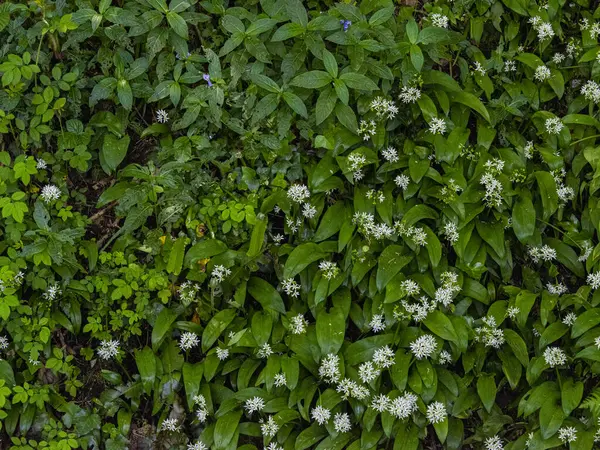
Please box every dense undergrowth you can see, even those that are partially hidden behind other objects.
[2,0,600,449]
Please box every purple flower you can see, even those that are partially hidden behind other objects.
[340,20,351,32]
[203,73,213,87]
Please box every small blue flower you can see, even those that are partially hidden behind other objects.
[203,73,213,87]
[340,20,351,32]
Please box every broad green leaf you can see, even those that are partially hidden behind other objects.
[248,277,286,314]
[476,374,496,413]
[134,347,156,395]
[316,307,345,355]
[284,243,326,278]
[167,237,185,275]
[151,308,178,350]
[202,309,237,352]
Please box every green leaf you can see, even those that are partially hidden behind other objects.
[166,11,188,38]
[322,49,338,79]
[151,308,178,350]
[214,410,242,450]
[282,92,308,118]
[283,243,326,278]
[246,18,276,36]
[447,91,491,122]
[433,418,448,444]
[423,311,458,343]
[247,214,267,258]
[512,191,535,242]
[406,19,419,44]
[477,374,496,413]
[250,74,280,93]
[167,237,186,275]
[202,309,237,352]
[184,239,228,266]
[316,307,346,355]
[183,362,204,409]
[561,378,583,416]
[295,422,327,450]
[410,44,423,71]
[271,23,305,41]
[290,71,332,89]
[221,15,245,34]
[376,245,412,292]
[315,87,337,125]
[539,401,564,439]
[134,347,156,395]
[101,134,129,173]
[504,329,529,366]
[314,201,346,242]
[248,277,286,314]
[534,171,558,220]
[571,308,600,338]
[339,72,378,91]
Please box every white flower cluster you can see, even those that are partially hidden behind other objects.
[42,283,61,301]
[302,203,317,219]
[504,60,516,72]
[160,418,179,432]
[333,412,352,432]
[194,394,209,423]
[428,117,447,135]
[396,222,427,246]
[0,336,9,350]
[546,282,567,295]
[211,265,231,283]
[97,339,120,360]
[506,306,520,319]
[274,372,287,387]
[474,316,505,348]
[438,350,452,364]
[480,173,503,208]
[311,405,331,425]
[582,80,600,103]
[179,332,199,351]
[352,212,394,241]
[388,391,418,419]
[373,345,396,368]
[358,361,380,383]
[399,86,421,103]
[261,416,279,437]
[430,13,448,28]
[287,184,310,203]
[381,146,398,163]
[588,271,600,289]
[545,117,564,134]
[552,52,565,64]
[543,346,567,367]
[410,334,437,359]
[286,216,303,234]
[485,435,504,450]
[178,281,200,304]
[370,97,398,120]
[434,271,461,307]
[534,65,551,82]
[244,396,265,415]
[290,314,309,334]
[319,353,341,383]
[524,141,534,159]
[336,378,369,400]
[369,314,386,333]
[282,278,300,297]
[40,184,61,203]
[426,401,447,423]
[357,120,377,141]
[558,426,577,443]
[188,442,207,450]
[156,109,169,123]
[578,242,593,262]
[528,16,555,40]
[348,152,367,180]
[366,189,385,204]
[318,261,339,280]
[443,222,459,244]
[399,296,436,322]
[395,174,410,190]
[562,312,577,326]
[257,343,273,358]
[216,348,229,360]
[528,245,556,263]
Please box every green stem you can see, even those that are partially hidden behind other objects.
[535,218,582,249]
[569,134,600,146]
